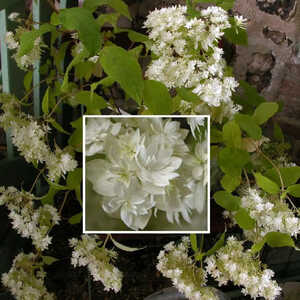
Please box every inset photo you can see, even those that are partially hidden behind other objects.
[83,116,210,233]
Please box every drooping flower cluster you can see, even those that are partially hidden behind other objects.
[0,186,60,251]
[157,237,218,300]
[144,6,243,120]
[240,188,300,240]
[205,236,281,300]
[0,94,77,181]
[69,235,123,293]
[1,252,55,300]
[85,117,208,230]
[5,28,43,70]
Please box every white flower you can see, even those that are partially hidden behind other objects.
[0,187,60,251]
[86,117,207,230]
[69,235,123,293]
[234,15,248,29]
[8,12,20,21]
[5,31,19,49]
[88,55,99,63]
[102,179,154,230]
[85,118,121,156]
[157,237,218,300]
[205,236,281,300]
[187,117,205,138]
[2,253,55,300]
[136,137,182,191]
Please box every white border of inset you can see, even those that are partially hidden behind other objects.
[83,115,210,234]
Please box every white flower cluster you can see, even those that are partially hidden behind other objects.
[5,30,42,70]
[0,94,77,181]
[205,236,281,300]
[0,186,60,251]
[241,188,300,239]
[144,6,242,119]
[69,235,123,293]
[85,117,208,230]
[157,237,217,300]
[2,252,55,300]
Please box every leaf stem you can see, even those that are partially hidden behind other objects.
[258,149,284,193]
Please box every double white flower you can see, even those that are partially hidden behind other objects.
[86,117,208,230]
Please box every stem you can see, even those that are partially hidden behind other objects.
[20,77,55,104]
[29,167,46,193]
[59,190,70,215]
[199,234,204,254]
[243,168,251,188]
[102,234,110,248]
[286,194,298,211]
[258,149,284,192]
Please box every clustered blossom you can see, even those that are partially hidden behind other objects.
[205,236,281,300]
[240,188,300,240]
[85,117,208,230]
[69,235,123,293]
[157,237,218,300]
[0,186,60,251]
[144,6,242,120]
[5,28,42,69]
[2,252,54,300]
[0,94,77,181]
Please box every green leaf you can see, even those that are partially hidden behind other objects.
[42,88,50,115]
[221,174,241,192]
[84,0,132,20]
[265,232,295,248]
[62,48,89,92]
[97,13,119,29]
[143,80,172,114]
[211,128,223,143]
[287,184,300,197]
[110,235,145,252]
[75,61,95,81]
[42,256,58,265]
[213,191,241,211]
[129,45,144,59]
[218,147,249,175]
[68,118,83,152]
[72,91,107,114]
[273,122,284,143]
[127,30,152,49]
[251,239,266,254]
[58,7,102,55]
[100,45,144,104]
[235,208,256,230]
[216,0,235,10]
[190,234,198,253]
[41,185,59,205]
[19,24,54,56]
[24,71,33,91]
[253,102,279,125]
[205,232,225,256]
[264,167,300,187]
[67,168,82,189]
[69,212,82,224]
[44,179,70,191]
[235,114,262,140]
[176,87,200,104]
[48,118,70,135]
[222,120,242,148]
[238,80,265,108]
[54,41,71,73]
[254,172,280,194]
